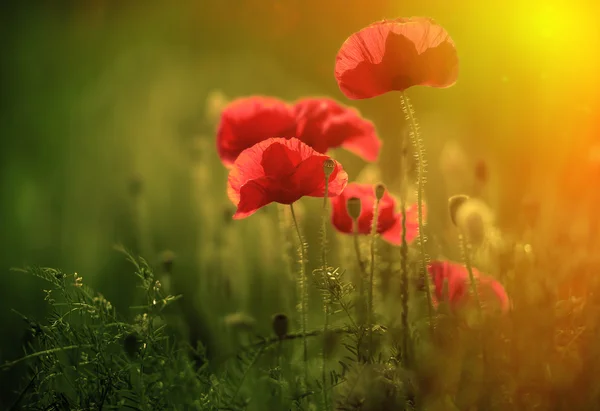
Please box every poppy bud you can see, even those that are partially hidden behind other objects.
[272,313,288,339]
[323,158,335,178]
[128,174,143,197]
[448,194,470,226]
[374,183,386,201]
[346,197,362,220]
[159,250,175,274]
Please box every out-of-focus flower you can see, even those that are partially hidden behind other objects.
[227,137,348,219]
[454,197,495,246]
[216,96,296,167]
[216,96,382,166]
[330,182,422,245]
[335,17,458,99]
[428,260,509,313]
[292,97,381,162]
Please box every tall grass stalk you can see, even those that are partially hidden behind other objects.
[401,91,434,334]
[289,203,308,391]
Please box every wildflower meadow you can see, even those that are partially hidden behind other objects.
[1,2,599,410]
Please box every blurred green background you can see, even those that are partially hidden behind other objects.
[1,0,598,405]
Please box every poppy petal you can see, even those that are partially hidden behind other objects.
[228,137,349,219]
[233,178,274,219]
[293,98,382,161]
[335,17,458,99]
[298,156,348,198]
[261,141,303,177]
[325,111,381,162]
[217,96,296,166]
[381,203,424,245]
[330,182,397,236]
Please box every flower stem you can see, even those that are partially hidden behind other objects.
[352,222,366,325]
[459,233,488,384]
[289,203,308,390]
[400,91,434,334]
[320,177,330,411]
[399,198,410,366]
[367,198,381,360]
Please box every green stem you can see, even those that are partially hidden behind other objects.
[400,198,410,366]
[321,178,330,411]
[459,233,488,386]
[367,199,381,360]
[290,203,308,390]
[401,91,434,334]
[352,222,367,325]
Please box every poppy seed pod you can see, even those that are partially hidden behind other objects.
[375,183,386,201]
[448,194,470,226]
[272,313,289,339]
[323,158,336,178]
[346,197,362,220]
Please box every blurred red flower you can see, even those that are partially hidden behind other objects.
[217,96,296,167]
[335,17,459,99]
[217,96,382,166]
[293,97,382,162]
[330,182,421,245]
[228,137,348,219]
[428,260,509,313]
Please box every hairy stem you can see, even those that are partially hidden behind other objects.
[352,221,367,325]
[367,199,381,359]
[320,177,331,411]
[290,203,308,389]
[400,198,410,366]
[401,91,434,334]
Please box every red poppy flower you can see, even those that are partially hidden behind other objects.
[228,137,348,219]
[217,96,296,166]
[335,17,459,99]
[427,260,509,313]
[330,182,421,245]
[293,97,382,161]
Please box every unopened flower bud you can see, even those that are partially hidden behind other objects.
[346,197,362,220]
[375,183,386,201]
[159,250,175,274]
[272,313,288,339]
[128,174,143,197]
[323,158,335,178]
[448,194,470,226]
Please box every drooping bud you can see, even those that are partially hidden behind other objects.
[448,194,470,226]
[272,313,288,339]
[159,250,176,274]
[374,183,386,201]
[346,197,362,220]
[323,158,335,179]
[128,174,143,197]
